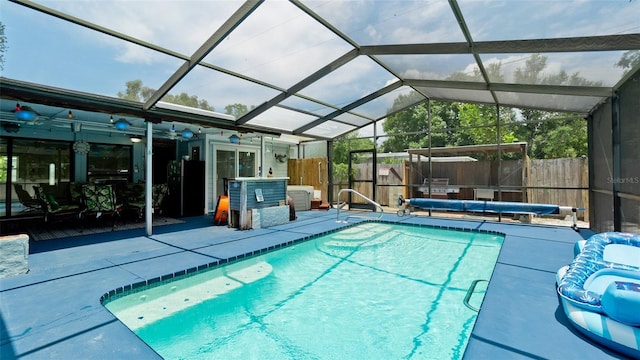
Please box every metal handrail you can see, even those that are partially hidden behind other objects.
[463,279,489,312]
[336,189,384,223]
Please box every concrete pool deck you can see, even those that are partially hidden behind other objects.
[0,209,629,359]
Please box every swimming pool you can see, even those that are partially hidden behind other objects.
[103,222,504,359]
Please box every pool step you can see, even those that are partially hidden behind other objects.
[106,261,273,330]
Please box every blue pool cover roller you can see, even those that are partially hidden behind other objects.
[399,197,570,214]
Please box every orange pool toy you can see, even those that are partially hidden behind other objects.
[214,195,229,225]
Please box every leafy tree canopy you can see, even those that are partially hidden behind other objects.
[380,54,590,159]
[164,92,213,111]
[225,103,255,118]
[528,117,587,158]
[455,103,517,148]
[117,80,214,111]
[332,131,374,165]
[616,50,640,75]
[509,54,591,158]
[117,80,155,102]
[331,131,374,184]
[380,98,452,152]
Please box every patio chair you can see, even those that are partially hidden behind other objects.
[14,184,41,211]
[152,183,169,215]
[33,185,81,224]
[80,184,123,231]
[120,182,145,221]
[123,183,169,220]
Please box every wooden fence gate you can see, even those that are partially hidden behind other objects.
[287,157,329,203]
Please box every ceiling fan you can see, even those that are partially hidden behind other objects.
[1,121,21,133]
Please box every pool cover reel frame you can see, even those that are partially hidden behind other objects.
[396,196,582,231]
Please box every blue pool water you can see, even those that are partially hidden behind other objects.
[104,222,504,359]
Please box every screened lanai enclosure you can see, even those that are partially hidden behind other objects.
[1,0,639,233]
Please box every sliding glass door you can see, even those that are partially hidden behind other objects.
[214,146,258,201]
[1,138,71,218]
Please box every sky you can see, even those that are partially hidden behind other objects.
[1,0,638,138]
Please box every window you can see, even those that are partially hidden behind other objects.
[1,138,72,217]
[87,144,132,183]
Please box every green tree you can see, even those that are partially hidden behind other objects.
[225,103,254,118]
[616,50,640,75]
[0,156,7,182]
[530,117,587,158]
[444,60,518,155]
[381,54,589,160]
[380,95,456,152]
[331,131,374,184]
[514,54,547,84]
[117,80,155,102]
[117,80,214,111]
[448,61,505,82]
[164,92,213,111]
[510,54,591,158]
[454,104,516,150]
[381,62,505,154]
[332,131,374,164]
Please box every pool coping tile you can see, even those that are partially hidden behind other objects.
[0,212,617,359]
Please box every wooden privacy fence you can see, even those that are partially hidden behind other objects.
[287,157,329,203]
[529,157,589,221]
[290,156,589,220]
[333,157,589,220]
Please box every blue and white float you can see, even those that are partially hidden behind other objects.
[556,232,640,359]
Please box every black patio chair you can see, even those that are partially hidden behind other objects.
[14,184,41,211]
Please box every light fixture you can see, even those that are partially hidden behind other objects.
[114,118,131,131]
[70,122,82,133]
[13,103,38,122]
[130,136,143,143]
[229,134,240,144]
[181,128,194,139]
[166,124,180,140]
[68,110,73,119]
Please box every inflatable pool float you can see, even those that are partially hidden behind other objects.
[556,232,640,358]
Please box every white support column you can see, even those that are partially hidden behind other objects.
[145,121,153,236]
[260,136,266,177]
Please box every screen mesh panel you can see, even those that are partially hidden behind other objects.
[617,70,640,197]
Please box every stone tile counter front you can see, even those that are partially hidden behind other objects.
[0,234,29,278]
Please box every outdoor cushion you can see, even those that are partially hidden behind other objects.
[33,185,80,223]
[34,186,61,213]
[34,186,51,212]
[152,184,169,212]
[82,184,117,212]
[69,182,85,206]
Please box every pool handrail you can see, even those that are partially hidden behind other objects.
[336,189,384,223]
[464,279,489,312]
